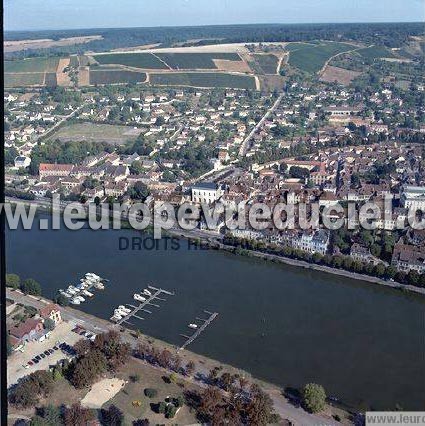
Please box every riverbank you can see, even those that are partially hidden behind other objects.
[6,197,425,298]
[169,229,425,297]
[6,288,348,425]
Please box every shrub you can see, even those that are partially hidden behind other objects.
[144,388,158,398]
[303,383,326,413]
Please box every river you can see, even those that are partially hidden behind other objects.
[6,215,425,410]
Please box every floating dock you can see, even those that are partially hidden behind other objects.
[178,310,218,352]
[112,286,174,325]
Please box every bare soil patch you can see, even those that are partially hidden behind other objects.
[4,36,103,52]
[56,58,72,87]
[81,378,126,408]
[78,67,90,86]
[319,65,361,85]
[213,58,252,73]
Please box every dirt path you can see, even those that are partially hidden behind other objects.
[151,52,173,70]
[318,44,370,76]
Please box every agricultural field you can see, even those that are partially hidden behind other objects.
[319,65,362,85]
[287,42,356,73]
[89,68,147,85]
[284,42,316,52]
[156,52,242,69]
[4,72,45,87]
[69,55,80,68]
[357,45,395,59]
[44,72,58,87]
[47,123,143,145]
[92,53,168,69]
[150,72,257,89]
[252,54,280,74]
[4,57,59,73]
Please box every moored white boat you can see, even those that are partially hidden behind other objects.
[134,293,146,302]
[70,297,81,305]
[188,323,198,329]
[143,289,152,296]
[82,289,94,297]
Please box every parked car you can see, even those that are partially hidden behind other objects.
[27,360,34,366]
[48,348,54,354]
[40,353,46,359]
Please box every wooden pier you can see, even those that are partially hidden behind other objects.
[113,286,174,325]
[178,310,218,352]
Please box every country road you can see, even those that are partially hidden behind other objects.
[239,93,284,157]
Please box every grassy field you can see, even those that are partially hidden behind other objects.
[150,72,256,89]
[106,359,200,424]
[156,52,241,69]
[92,53,168,69]
[5,73,45,87]
[89,69,147,85]
[252,54,279,74]
[4,57,60,73]
[288,42,355,73]
[48,122,142,144]
[357,45,395,59]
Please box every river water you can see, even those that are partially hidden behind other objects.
[6,216,425,410]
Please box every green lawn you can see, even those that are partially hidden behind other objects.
[4,57,59,73]
[107,359,200,424]
[156,52,242,69]
[288,42,356,73]
[48,123,142,144]
[150,72,256,89]
[93,53,168,69]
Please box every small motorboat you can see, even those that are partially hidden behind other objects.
[143,289,152,296]
[70,297,81,305]
[134,293,146,302]
[82,289,94,297]
[76,295,85,302]
[118,305,131,314]
[59,290,72,298]
[188,323,198,329]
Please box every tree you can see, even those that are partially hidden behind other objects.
[43,404,62,426]
[407,270,420,286]
[245,383,277,426]
[303,383,326,413]
[44,318,56,331]
[70,349,107,388]
[165,404,177,419]
[21,278,42,296]
[100,405,124,426]
[6,273,20,289]
[54,293,69,307]
[10,371,55,408]
[128,181,150,201]
[63,403,95,426]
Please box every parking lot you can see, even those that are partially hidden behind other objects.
[7,321,95,386]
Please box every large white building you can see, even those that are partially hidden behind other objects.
[400,185,425,210]
[191,182,224,204]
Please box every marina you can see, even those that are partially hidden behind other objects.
[59,272,108,305]
[111,286,175,325]
[179,310,219,352]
